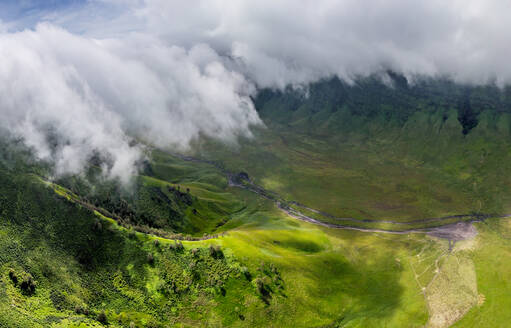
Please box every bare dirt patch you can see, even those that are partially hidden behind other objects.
[427,222,478,241]
[425,254,478,328]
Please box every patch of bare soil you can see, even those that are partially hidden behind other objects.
[427,222,478,241]
[425,254,478,328]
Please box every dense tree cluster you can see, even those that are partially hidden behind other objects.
[209,244,224,259]
[8,269,36,295]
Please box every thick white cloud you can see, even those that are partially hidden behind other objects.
[0,24,260,182]
[130,0,511,87]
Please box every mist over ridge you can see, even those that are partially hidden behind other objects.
[1,0,511,181]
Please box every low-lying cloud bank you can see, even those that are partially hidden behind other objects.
[106,0,511,88]
[1,0,511,181]
[0,24,260,182]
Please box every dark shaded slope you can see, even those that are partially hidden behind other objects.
[255,75,511,135]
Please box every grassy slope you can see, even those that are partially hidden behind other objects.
[1,146,511,327]
[218,188,430,327]
[147,150,245,235]
[0,152,439,328]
